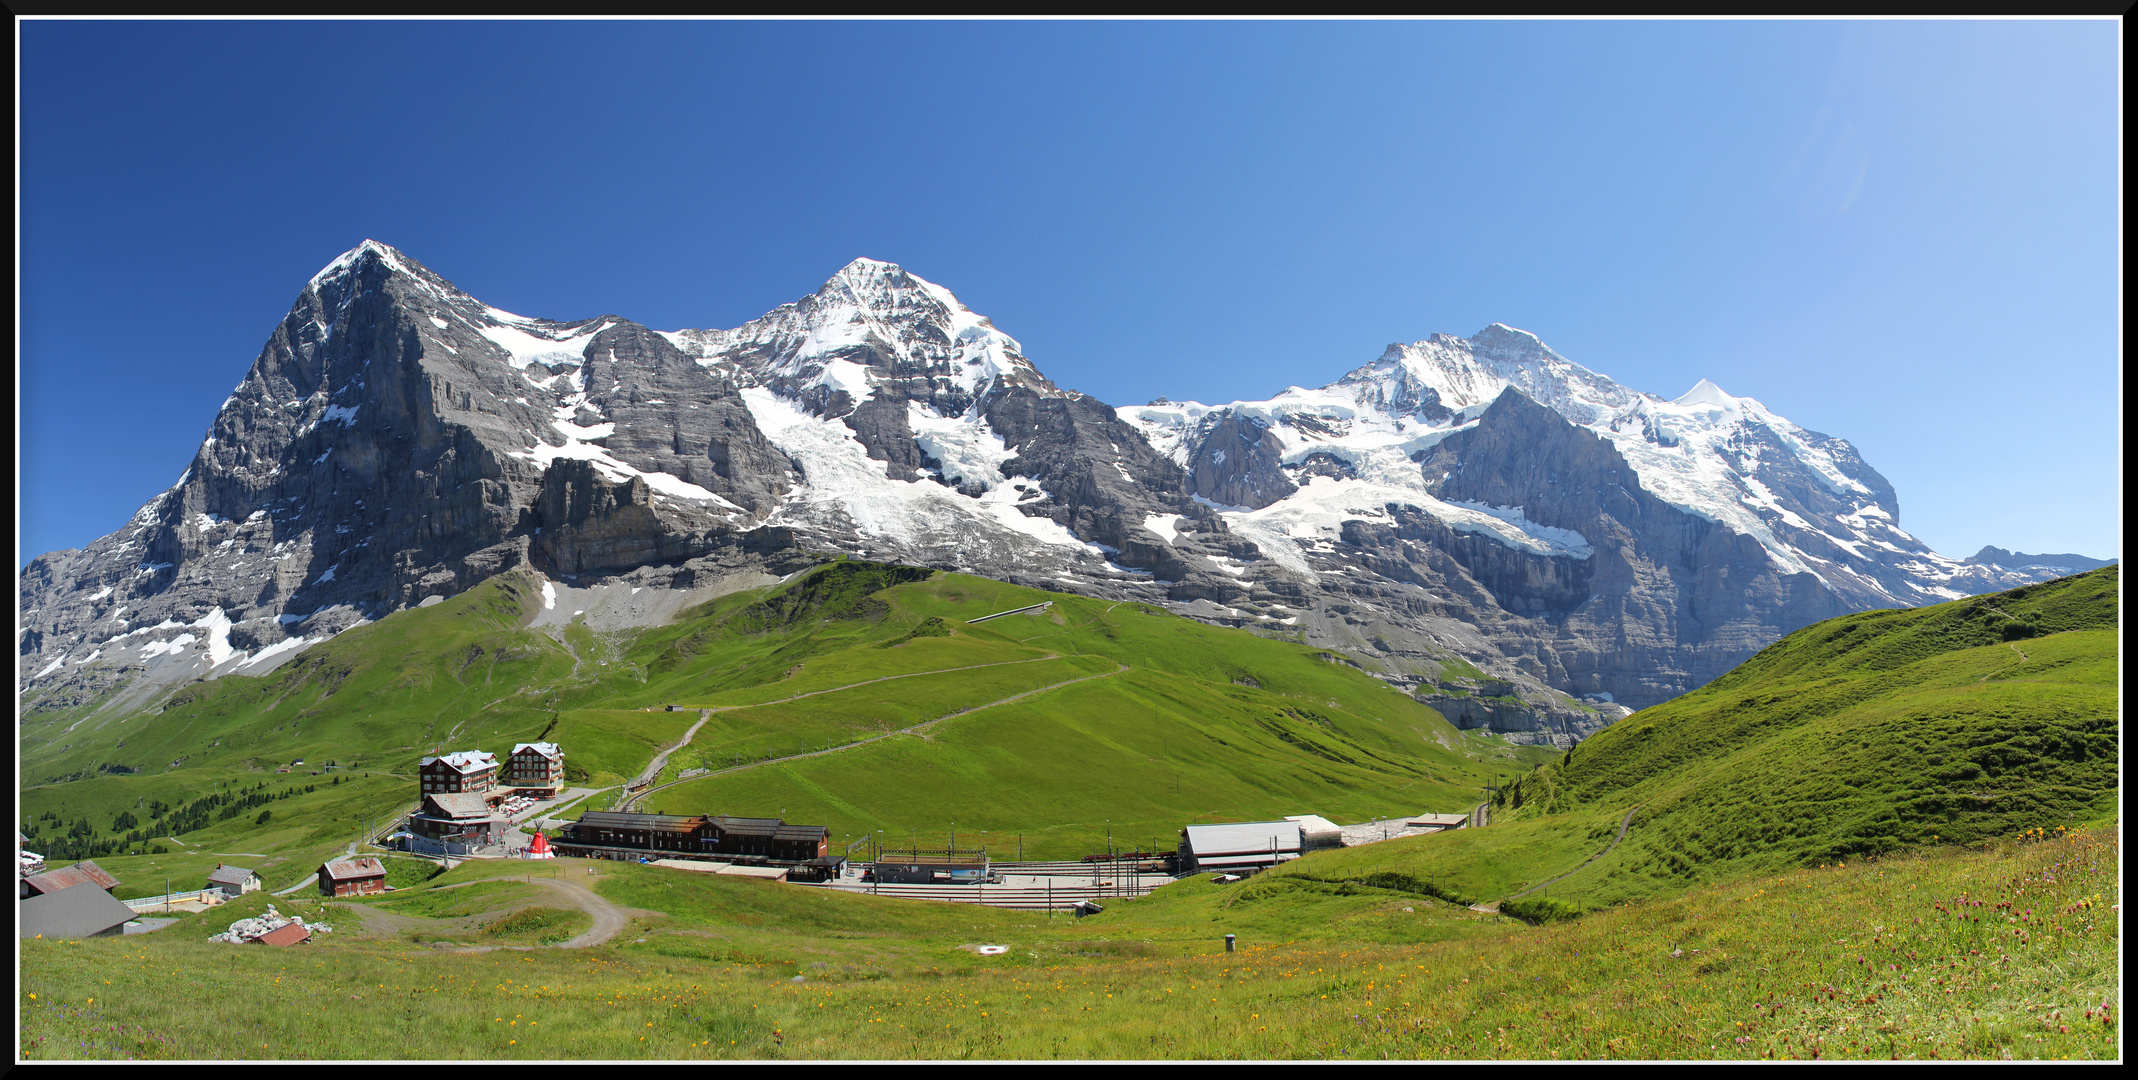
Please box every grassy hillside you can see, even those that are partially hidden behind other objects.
[1272,567,2119,913]
[21,558,1523,875]
[645,571,1518,858]
[18,826,2117,1060]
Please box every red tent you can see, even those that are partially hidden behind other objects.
[527,831,553,858]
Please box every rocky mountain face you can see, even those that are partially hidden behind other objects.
[1964,547,2116,576]
[17,243,2094,745]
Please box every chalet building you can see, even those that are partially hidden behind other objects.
[317,858,388,897]
[705,816,831,861]
[418,751,499,798]
[20,883,139,939]
[555,812,830,864]
[207,864,263,897]
[564,812,706,855]
[507,742,564,794]
[20,860,120,901]
[409,792,506,846]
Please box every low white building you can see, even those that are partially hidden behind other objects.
[1284,814,1345,852]
[1179,820,1304,873]
[1406,813,1470,832]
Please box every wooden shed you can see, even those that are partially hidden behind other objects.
[317,857,388,897]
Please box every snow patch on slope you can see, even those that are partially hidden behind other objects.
[743,387,1106,556]
[508,396,743,509]
[478,318,617,370]
[908,402,1013,490]
[193,607,235,667]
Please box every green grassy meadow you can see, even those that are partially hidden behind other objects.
[21,558,1517,882]
[642,571,1517,858]
[1300,568,2120,914]
[16,563,2121,1060]
[17,827,2117,1060]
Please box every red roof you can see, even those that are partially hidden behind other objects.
[251,922,312,947]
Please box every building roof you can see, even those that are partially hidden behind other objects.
[252,921,312,946]
[19,883,139,939]
[574,811,706,834]
[418,750,497,774]
[1406,813,1470,827]
[649,859,732,874]
[1182,821,1303,857]
[717,865,789,881]
[206,865,258,886]
[511,742,562,760]
[873,853,989,867]
[708,815,784,838]
[772,825,828,842]
[419,792,496,821]
[1284,814,1343,836]
[320,857,387,881]
[21,860,120,896]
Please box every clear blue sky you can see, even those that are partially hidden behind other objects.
[18,19,2121,567]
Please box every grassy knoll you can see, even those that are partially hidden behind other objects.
[1269,568,2119,914]
[481,906,593,946]
[655,665,1486,860]
[25,559,1515,875]
[18,828,2116,1060]
[357,880,542,920]
[643,582,1515,858]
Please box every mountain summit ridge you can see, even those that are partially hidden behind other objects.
[18,242,2092,738]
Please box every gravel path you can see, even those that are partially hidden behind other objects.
[1472,804,1640,913]
[330,873,657,950]
[622,661,1127,810]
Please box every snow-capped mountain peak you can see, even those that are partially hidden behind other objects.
[24,247,2093,739]
[1673,377,1738,410]
[661,259,1051,415]
[1120,323,1978,605]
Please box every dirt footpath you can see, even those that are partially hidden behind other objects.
[330,874,660,950]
